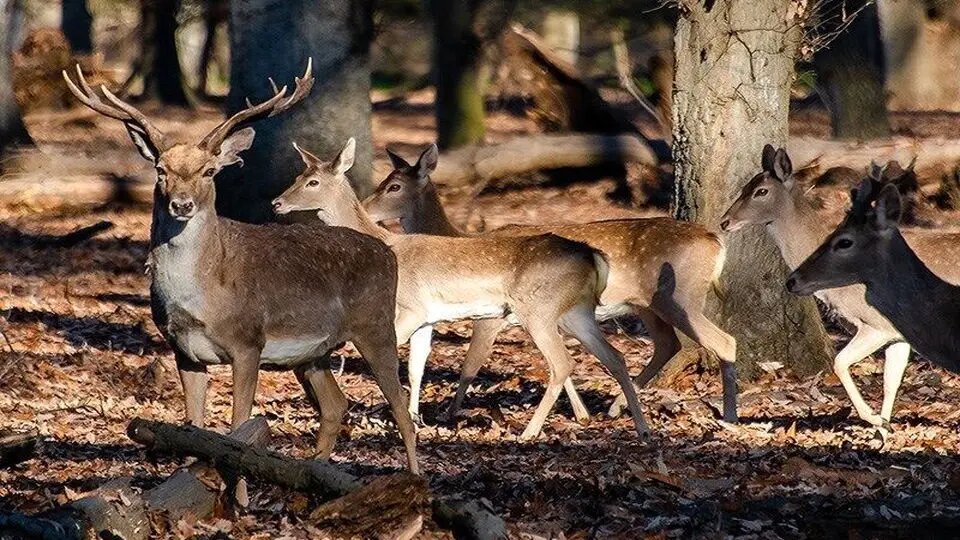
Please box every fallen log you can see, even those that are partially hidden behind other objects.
[787,136,960,183]
[128,418,506,540]
[432,133,660,188]
[0,428,38,469]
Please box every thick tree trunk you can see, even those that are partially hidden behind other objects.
[0,0,32,161]
[139,0,190,105]
[815,1,889,139]
[428,0,486,149]
[672,0,832,378]
[61,0,93,54]
[197,0,227,97]
[878,0,960,111]
[225,0,374,220]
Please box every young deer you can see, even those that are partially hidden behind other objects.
[787,181,960,376]
[63,63,419,473]
[362,146,738,422]
[273,139,652,441]
[720,145,960,429]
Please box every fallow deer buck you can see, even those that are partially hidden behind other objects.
[720,145,960,430]
[272,139,652,441]
[787,180,960,380]
[63,62,419,473]
[362,146,738,422]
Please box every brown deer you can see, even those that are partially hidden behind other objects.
[273,139,652,441]
[787,180,960,377]
[720,145,960,430]
[63,63,419,473]
[362,145,738,423]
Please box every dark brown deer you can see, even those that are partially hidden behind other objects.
[63,62,419,473]
[362,145,738,423]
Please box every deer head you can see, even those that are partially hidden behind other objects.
[363,144,439,223]
[272,138,357,217]
[720,144,796,232]
[63,60,314,221]
[786,180,903,296]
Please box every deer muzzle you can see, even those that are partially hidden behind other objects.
[169,198,197,220]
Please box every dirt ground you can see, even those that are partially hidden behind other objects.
[1,100,960,539]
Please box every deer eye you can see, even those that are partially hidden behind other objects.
[307,179,320,187]
[834,238,854,250]
[753,188,769,198]
[202,168,216,177]
[388,184,401,193]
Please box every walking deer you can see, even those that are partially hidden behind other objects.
[63,63,419,473]
[272,139,652,441]
[720,145,960,430]
[362,146,738,422]
[787,180,960,377]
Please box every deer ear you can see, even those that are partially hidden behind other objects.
[333,138,356,176]
[386,148,411,171]
[773,148,792,183]
[292,141,320,166]
[125,124,158,163]
[415,143,438,183]
[873,183,902,230]
[761,144,776,173]
[216,127,256,169]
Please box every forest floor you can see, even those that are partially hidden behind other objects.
[1,99,960,539]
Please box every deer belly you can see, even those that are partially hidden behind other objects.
[260,336,330,367]
[594,303,635,322]
[425,302,509,324]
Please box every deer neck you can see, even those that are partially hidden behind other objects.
[148,205,223,304]
[323,184,393,243]
[766,191,831,270]
[402,183,462,236]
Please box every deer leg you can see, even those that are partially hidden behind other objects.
[406,325,433,424]
[446,318,506,420]
[353,331,420,475]
[175,351,209,427]
[229,348,261,429]
[562,304,650,440]
[517,319,575,441]
[609,309,680,418]
[295,358,348,460]
[880,341,911,426]
[832,327,891,427]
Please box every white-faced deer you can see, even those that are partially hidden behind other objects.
[362,146,738,423]
[720,145,960,430]
[787,181,960,377]
[63,63,419,473]
[273,139,652,441]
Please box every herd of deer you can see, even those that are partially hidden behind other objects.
[60,61,958,474]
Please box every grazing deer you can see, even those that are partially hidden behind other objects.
[787,180,960,377]
[720,145,960,429]
[63,63,419,473]
[273,139,652,441]
[362,146,738,422]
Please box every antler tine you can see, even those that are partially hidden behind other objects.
[200,59,315,151]
[100,85,166,145]
[62,65,130,122]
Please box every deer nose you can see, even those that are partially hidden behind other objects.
[271,199,283,212]
[720,219,731,231]
[170,198,195,217]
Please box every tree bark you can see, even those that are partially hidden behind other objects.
[61,0,93,54]
[139,0,190,105]
[814,1,890,139]
[0,0,33,162]
[878,0,960,111]
[197,0,227,97]
[224,0,374,220]
[672,0,832,378]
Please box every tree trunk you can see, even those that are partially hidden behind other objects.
[197,0,227,97]
[672,0,832,378]
[0,0,32,162]
[541,10,579,66]
[428,0,486,149]
[878,0,960,111]
[814,1,890,139]
[139,0,190,105]
[61,0,93,54]
[224,0,374,220]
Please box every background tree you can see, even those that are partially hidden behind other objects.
[61,0,94,54]
[427,0,517,150]
[672,0,832,377]
[814,0,889,139]
[1,0,32,162]
[224,0,374,220]
[138,0,190,104]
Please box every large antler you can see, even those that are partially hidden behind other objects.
[62,65,166,149]
[199,58,314,152]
